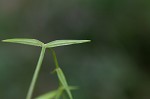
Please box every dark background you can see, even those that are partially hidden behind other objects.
[1,0,150,99]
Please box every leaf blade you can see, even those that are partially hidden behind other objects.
[2,38,44,47]
[36,90,58,99]
[45,40,90,48]
[51,49,74,99]
[36,86,77,99]
[56,68,73,99]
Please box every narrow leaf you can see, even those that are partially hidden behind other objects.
[45,40,90,48]
[2,38,44,47]
[56,68,73,99]
[65,86,78,90]
[36,90,58,99]
[55,88,63,99]
[36,86,77,99]
[55,86,78,99]
[51,49,73,99]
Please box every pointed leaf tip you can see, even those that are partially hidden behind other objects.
[45,40,91,48]
[2,38,44,47]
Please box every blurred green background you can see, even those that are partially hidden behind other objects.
[1,0,150,99]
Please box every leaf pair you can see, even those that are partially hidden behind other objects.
[2,38,90,48]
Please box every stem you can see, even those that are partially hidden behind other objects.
[51,49,59,68]
[26,47,46,99]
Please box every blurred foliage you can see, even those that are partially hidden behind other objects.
[1,0,150,99]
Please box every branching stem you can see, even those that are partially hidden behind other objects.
[26,47,46,99]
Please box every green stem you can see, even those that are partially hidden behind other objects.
[26,47,46,99]
[51,49,59,68]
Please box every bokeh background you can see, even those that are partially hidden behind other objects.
[0,0,150,99]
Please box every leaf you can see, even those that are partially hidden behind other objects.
[36,90,58,99]
[51,49,74,99]
[65,86,78,90]
[55,86,74,99]
[55,68,73,99]
[35,86,77,99]
[45,40,90,48]
[2,38,44,47]
[55,88,63,99]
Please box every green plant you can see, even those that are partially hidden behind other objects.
[2,38,90,99]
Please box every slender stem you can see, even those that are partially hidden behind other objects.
[26,47,46,99]
[51,49,59,68]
